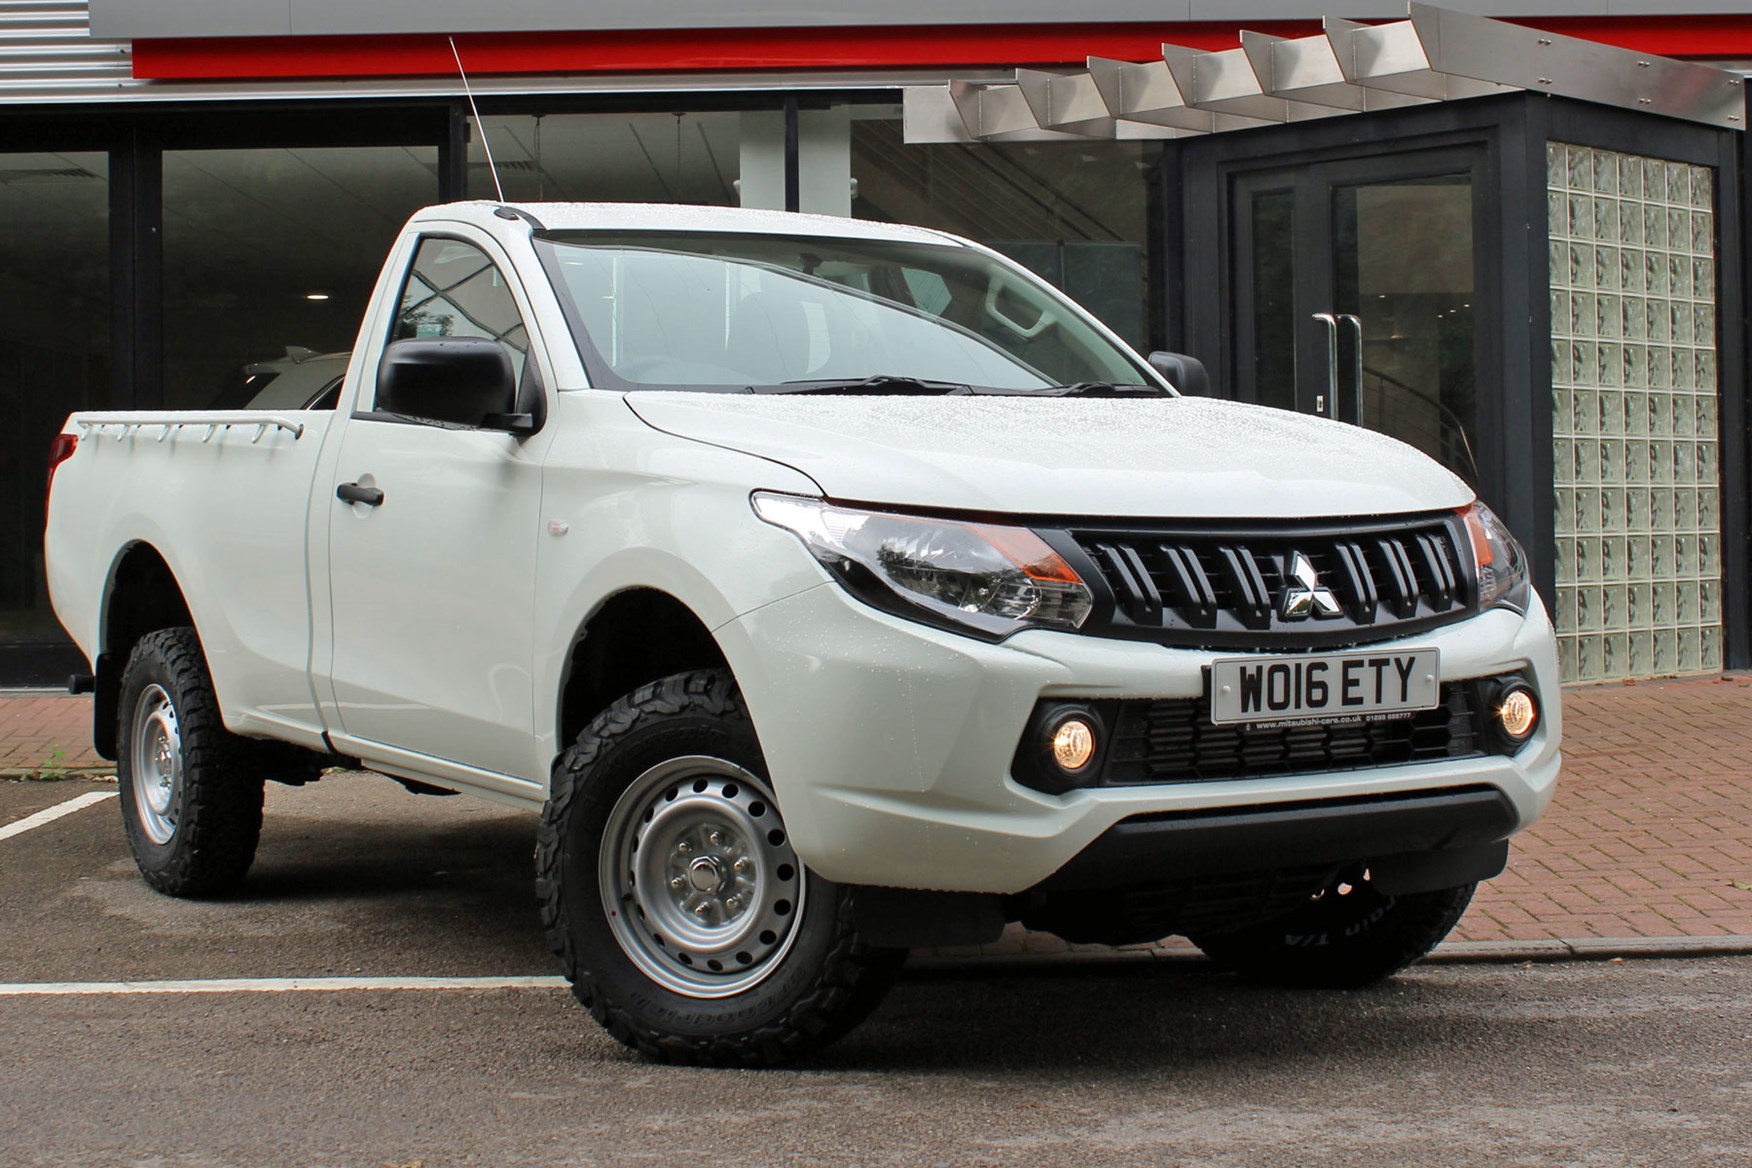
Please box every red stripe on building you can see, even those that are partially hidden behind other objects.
[128,17,1752,83]
[129,23,1315,80]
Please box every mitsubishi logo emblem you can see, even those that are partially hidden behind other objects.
[1281,552,1343,620]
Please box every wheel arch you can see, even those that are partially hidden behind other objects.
[556,587,732,750]
[92,541,196,759]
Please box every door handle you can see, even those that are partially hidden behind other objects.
[1337,314,1363,426]
[1311,313,1339,420]
[336,482,384,507]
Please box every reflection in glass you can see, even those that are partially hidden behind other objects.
[1334,175,1477,481]
[542,231,1149,391]
[1249,190,1296,413]
[0,152,107,681]
[851,119,1153,352]
[162,146,439,410]
[468,112,740,206]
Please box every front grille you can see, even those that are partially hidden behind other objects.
[1100,685,1485,785]
[1054,512,1474,649]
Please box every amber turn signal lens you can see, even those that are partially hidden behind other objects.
[1050,718,1097,772]
[1497,687,1538,740]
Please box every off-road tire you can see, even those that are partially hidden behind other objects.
[1190,870,1475,989]
[116,627,264,897]
[537,669,903,1067]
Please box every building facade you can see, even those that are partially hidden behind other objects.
[2,2,1748,686]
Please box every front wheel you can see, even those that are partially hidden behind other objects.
[1190,868,1475,988]
[116,627,263,897]
[537,670,903,1067]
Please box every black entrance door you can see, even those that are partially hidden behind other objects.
[1219,147,1488,484]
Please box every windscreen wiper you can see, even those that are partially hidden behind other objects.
[745,376,1165,398]
[1028,382,1164,398]
[750,375,974,396]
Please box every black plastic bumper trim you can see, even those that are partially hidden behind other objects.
[1036,786,1519,892]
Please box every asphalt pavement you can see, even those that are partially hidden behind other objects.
[3,774,1751,1166]
[7,651,1752,1168]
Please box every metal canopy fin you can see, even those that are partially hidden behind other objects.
[1163,42,1284,121]
[1336,12,1513,102]
[1166,41,1345,123]
[1323,15,1368,83]
[1407,2,1744,128]
[948,80,1095,141]
[1016,67,1119,136]
[1238,30,1284,95]
[906,4,1746,143]
[1012,69,1056,127]
[1257,27,1430,112]
[1088,54,1230,132]
[903,85,978,143]
[1085,55,1129,117]
[946,79,985,137]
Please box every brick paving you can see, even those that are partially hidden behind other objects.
[0,692,103,779]
[1459,672,1752,942]
[5,679,1752,944]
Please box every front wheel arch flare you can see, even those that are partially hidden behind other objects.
[556,588,729,748]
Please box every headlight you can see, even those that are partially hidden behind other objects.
[1461,501,1531,613]
[752,492,1093,640]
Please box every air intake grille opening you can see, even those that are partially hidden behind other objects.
[1059,513,1474,649]
[1101,685,1484,785]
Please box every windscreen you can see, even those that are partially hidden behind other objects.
[537,231,1153,393]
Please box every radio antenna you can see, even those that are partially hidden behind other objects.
[449,35,505,203]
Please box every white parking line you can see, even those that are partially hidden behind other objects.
[0,791,115,842]
[0,975,568,996]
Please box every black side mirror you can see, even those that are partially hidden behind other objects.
[1148,351,1211,398]
[376,337,528,431]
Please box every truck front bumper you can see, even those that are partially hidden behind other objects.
[719,583,1561,895]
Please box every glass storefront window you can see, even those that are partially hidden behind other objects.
[1334,175,1478,477]
[467,113,741,205]
[162,146,440,410]
[851,116,1155,352]
[0,152,107,683]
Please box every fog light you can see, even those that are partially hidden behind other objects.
[1050,718,1097,773]
[1497,686,1538,741]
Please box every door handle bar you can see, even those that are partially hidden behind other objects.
[1337,314,1363,426]
[336,482,384,507]
[1311,312,1338,419]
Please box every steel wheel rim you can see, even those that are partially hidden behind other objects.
[129,683,182,846]
[599,756,805,998]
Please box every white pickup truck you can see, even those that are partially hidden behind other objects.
[45,201,1560,1066]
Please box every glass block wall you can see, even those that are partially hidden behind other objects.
[1548,143,1722,683]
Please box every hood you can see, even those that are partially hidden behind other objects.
[624,392,1474,520]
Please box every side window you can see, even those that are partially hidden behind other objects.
[390,237,530,390]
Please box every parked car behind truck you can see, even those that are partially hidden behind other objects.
[44,201,1561,1065]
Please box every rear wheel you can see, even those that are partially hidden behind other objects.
[116,627,263,897]
[1190,868,1474,988]
[537,670,902,1066]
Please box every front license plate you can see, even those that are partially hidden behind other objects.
[1208,648,1441,727]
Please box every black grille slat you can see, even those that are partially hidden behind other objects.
[1332,541,1379,624]
[1219,545,1274,629]
[1069,514,1473,649]
[1375,538,1420,618]
[1096,542,1162,624]
[1159,544,1219,627]
[1416,532,1458,609]
[1102,686,1482,786]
